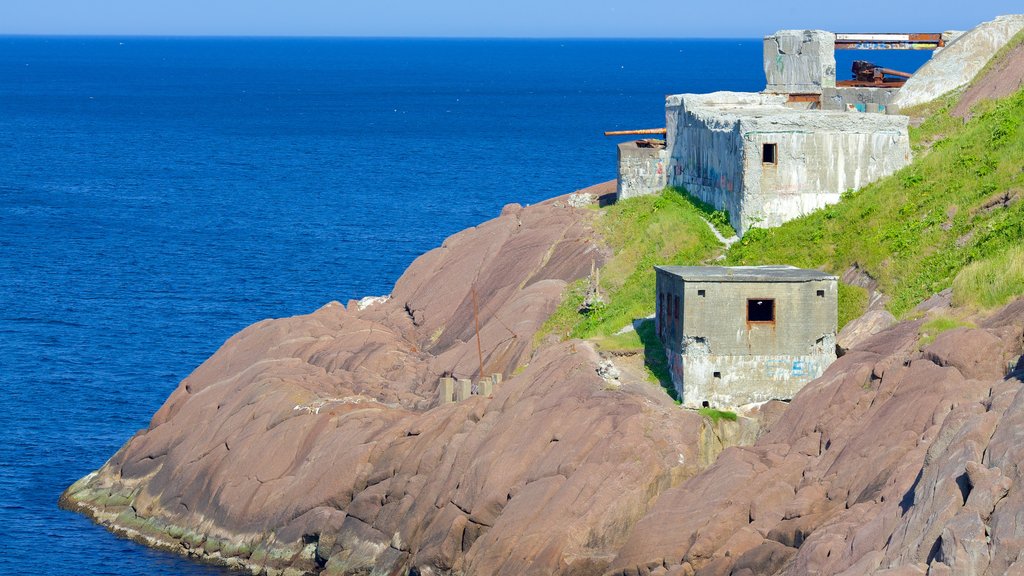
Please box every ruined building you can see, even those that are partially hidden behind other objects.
[655,265,837,407]
[616,29,943,232]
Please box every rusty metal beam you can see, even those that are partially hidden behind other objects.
[603,128,667,137]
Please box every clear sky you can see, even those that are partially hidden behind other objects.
[1,1,1021,37]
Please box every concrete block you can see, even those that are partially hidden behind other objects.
[617,140,668,200]
[764,30,836,94]
[665,91,911,235]
[438,378,455,404]
[455,379,472,402]
[478,377,493,397]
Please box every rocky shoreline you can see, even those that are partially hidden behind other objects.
[60,174,1024,574]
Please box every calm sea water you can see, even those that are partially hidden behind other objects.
[0,37,928,575]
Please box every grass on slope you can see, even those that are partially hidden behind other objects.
[952,245,1024,310]
[539,188,724,344]
[725,88,1024,317]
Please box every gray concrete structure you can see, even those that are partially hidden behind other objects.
[616,140,668,200]
[438,377,455,404]
[655,265,837,407]
[455,378,473,402]
[821,86,901,112]
[665,91,911,235]
[764,30,837,94]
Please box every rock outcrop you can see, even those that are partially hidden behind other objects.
[61,177,1024,576]
[61,185,754,575]
[608,301,1024,576]
[892,15,1024,110]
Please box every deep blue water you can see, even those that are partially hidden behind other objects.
[0,37,929,575]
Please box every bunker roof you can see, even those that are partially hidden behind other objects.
[656,265,836,283]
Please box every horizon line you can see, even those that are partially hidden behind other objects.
[0,33,764,41]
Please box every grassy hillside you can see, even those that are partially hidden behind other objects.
[726,88,1024,316]
[543,82,1024,391]
[539,189,724,344]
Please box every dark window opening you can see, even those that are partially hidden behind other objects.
[713,371,721,379]
[701,400,710,408]
[747,299,776,323]
[816,289,825,297]
[673,295,680,319]
[697,289,706,297]
[762,143,777,164]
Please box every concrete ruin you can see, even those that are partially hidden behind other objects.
[613,27,936,225]
[616,139,667,201]
[655,265,837,407]
[666,91,911,234]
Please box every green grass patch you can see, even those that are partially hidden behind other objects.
[725,87,1024,317]
[918,314,976,348]
[952,245,1024,310]
[698,407,738,423]
[538,188,723,341]
[837,283,869,331]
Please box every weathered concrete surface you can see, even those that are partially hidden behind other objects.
[656,266,837,407]
[666,91,911,235]
[764,30,837,94]
[892,15,1024,110]
[821,87,900,112]
[607,299,1024,576]
[617,140,668,200]
[59,188,760,576]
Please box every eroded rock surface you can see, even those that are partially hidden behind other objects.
[61,187,749,575]
[609,301,1024,576]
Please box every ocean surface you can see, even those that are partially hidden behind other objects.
[0,37,929,575]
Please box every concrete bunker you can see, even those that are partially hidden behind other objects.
[665,91,911,235]
[611,27,954,222]
[655,265,837,407]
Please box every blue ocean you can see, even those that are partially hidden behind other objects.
[0,37,929,575]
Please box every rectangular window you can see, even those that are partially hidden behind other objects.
[673,295,680,320]
[762,143,777,164]
[816,289,825,297]
[747,298,775,323]
[697,289,706,297]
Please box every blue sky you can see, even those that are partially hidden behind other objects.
[1,1,1021,37]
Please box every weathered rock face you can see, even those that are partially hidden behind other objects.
[608,300,1024,576]
[61,186,754,575]
[892,15,1024,110]
[61,175,1024,576]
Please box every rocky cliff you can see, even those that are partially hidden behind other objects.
[60,183,760,575]
[61,173,1024,575]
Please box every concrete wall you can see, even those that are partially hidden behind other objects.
[821,87,901,112]
[666,92,784,229]
[764,30,837,94]
[666,92,911,235]
[616,140,668,200]
[656,271,837,407]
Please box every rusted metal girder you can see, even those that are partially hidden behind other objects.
[603,128,667,137]
[835,32,944,50]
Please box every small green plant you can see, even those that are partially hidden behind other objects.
[698,407,738,423]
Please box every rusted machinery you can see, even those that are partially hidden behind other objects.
[603,128,667,137]
[838,60,914,87]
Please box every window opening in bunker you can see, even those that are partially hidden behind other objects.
[816,289,825,297]
[762,143,777,164]
[713,371,721,379]
[747,299,775,323]
[673,295,680,320]
[697,289,706,297]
